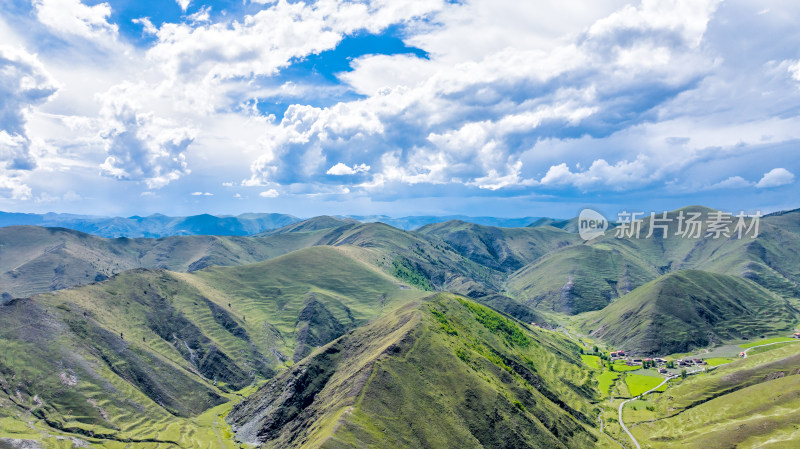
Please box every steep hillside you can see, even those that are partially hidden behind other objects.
[260,216,360,235]
[581,270,799,355]
[0,247,425,445]
[228,294,616,449]
[0,226,325,298]
[416,220,578,272]
[630,343,800,448]
[507,206,800,314]
[506,243,659,314]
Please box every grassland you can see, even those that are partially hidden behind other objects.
[703,357,734,366]
[2,207,800,448]
[625,374,666,397]
[629,344,800,448]
[739,337,797,348]
[580,269,799,355]
[597,371,621,398]
[0,246,426,448]
[228,294,619,448]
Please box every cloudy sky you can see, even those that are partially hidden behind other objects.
[0,0,798,218]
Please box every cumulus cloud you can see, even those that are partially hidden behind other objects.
[6,0,799,213]
[706,175,753,190]
[259,189,279,198]
[540,157,653,189]
[33,0,118,40]
[0,174,32,200]
[175,0,191,13]
[190,191,212,196]
[0,45,58,171]
[756,168,794,188]
[244,0,722,192]
[145,0,444,83]
[788,60,800,82]
[98,83,195,189]
[326,162,370,175]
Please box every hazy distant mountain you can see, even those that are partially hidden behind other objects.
[0,211,548,237]
[0,211,301,238]
[345,214,542,230]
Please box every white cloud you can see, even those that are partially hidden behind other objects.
[246,0,722,192]
[0,45,59,171]
[259,189,279,198]
[187,6,211,23]
[6,0,799,213]
[756,168,795,188]
[326,162,370,175]
[587,0,721,47]
[706,175,752,190]
[146,0,444,82]
[0,174,32,200]
[132,17,158,35]
[176,0,191,13]
[539,157,653,189]
[98,83,196,189]
[787,60,800,82]
[190,191,212,196]
[33,0,118,40]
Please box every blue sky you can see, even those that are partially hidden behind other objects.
[0,0,798,219]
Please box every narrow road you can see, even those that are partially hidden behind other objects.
[618,377,670,449]
[742,340,799,357]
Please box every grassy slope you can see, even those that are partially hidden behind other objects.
[506,243,659,314]
[228,294,617,449]
[0,225,331,298]
[416,220,579,273]
[506,207,800,314]
[580,270,799,355]
[630,344,800,448]
[0,219,501,303]
[0,246,425,447]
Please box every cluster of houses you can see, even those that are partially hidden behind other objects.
[609,350,707,374]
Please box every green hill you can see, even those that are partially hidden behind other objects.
[629,343,800,448]
[0,247,426,445]
[259,216,360,235]
[228,294,616,449]
[416,220,579,272]
[0,226,329,298]
[580,270,799,355]
[506,243,659,314]
[506,206,800,314]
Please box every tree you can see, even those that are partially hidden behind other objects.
[593,345,599,354]
[681,369,687,380]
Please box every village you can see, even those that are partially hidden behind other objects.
[605,331,800,377]
[608,350,708,376]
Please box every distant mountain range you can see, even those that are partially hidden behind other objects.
[0,211,301,238]
[0,211,542,238]
[1,206,800,448]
